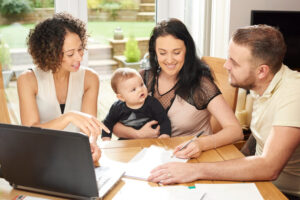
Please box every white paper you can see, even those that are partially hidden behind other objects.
[125,145,188,180]
[113,179,204,200]
[195,183,264,200]
[15,195,51,200]
[99,151,127,168]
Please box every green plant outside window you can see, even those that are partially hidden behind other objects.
[0,0,32,15]
[124,35,141,63]
[87,0,103,9]
[30,0,54,8]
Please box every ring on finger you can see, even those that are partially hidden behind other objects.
[167,172,171,178]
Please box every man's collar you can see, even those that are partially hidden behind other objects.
[250,64,286,99]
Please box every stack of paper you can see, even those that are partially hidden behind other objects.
[14,195,51,200]
[113,179,205,200]
[125,145,188,180]
[195,183,264,200]
[112,180,264,200]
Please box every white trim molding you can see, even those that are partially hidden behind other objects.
[184,0,212,57]
[156,0,185,22]
[55,0,87,23]
[210,0,231,58]
[54,0,88,66]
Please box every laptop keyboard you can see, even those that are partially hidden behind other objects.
[95,166,124,198]
[96,170,111,190]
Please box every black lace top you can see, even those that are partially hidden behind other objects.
[141,70,221,112]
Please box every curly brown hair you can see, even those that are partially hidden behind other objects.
[27,12,87,73]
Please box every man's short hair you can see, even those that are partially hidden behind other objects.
[232,24,286,73]
[111,68,141,94]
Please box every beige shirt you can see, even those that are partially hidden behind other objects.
[250,65,300,197]
[168,95,213,137]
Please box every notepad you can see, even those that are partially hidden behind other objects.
[112,179,205,200]
[125,145,188,180]
[195,183,264,200]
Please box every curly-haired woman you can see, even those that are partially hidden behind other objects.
[17,12,109,162]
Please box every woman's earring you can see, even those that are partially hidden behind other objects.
[154,55,158,64]
[154,55,161,73]
[157,66,161,73]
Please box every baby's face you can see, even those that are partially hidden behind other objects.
[117,75,148,108]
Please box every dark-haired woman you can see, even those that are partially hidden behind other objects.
[17,12,109,162]
[113,18,242,159]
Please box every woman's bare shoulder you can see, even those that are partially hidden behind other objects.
[17,69,38,93]
[84,67,99,88]
[17,69,37,84]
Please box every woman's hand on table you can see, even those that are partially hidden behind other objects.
[173,139,203,159]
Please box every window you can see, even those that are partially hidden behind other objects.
[0,0,55,124]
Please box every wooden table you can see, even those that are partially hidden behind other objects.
[0,137,287,200]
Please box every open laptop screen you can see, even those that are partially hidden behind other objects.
[0,123,99,199]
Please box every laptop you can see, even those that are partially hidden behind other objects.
[0,123,124,200]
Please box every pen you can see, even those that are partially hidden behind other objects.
[171,130,204,158]
[200,192,207,200]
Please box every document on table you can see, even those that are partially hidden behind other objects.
[113,179,205,200]
[125,145,188,180]
[195,183,264,200]
[14,195,51,200]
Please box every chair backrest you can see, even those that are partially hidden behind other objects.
[0,63,11,124]
[201,56,238,133]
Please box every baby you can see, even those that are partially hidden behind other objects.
[101,67,171,140]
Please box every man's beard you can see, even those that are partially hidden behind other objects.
[229,76,256,90]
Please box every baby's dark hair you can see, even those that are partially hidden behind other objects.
[27,12,87,72]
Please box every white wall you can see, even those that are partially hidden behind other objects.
[211,0,300,58]
[229,0,300,37]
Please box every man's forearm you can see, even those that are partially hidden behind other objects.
[195,156,278,181]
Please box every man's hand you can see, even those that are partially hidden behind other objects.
[148,162,199,184]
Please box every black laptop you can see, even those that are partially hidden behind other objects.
[0,123,124,200]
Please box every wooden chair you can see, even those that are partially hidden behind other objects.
[0,63,11,124]
[201,56,238,133]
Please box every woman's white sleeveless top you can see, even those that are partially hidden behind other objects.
[32,67,86,132]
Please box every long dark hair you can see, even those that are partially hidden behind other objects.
[148,18,213,100]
